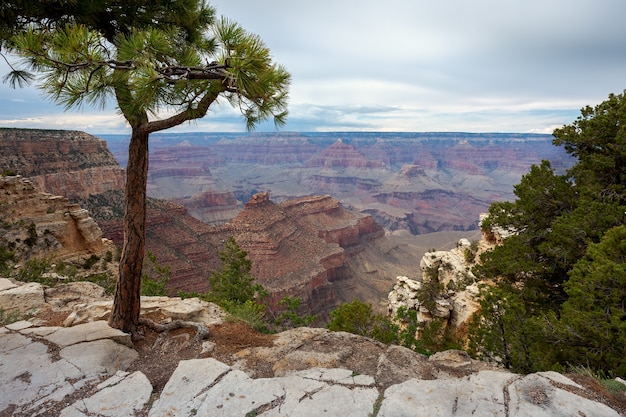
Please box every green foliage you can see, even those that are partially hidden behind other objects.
[209,237,257,304]
[470,91,626,374]
[24,222,37,247]
[467,283,553,373]
[0,244,15,276]
[463,240,480,264]
[272,296,316,331]
[415,278,444,313]
[140,251,170,296]
[327,300,399,345]
[0,308,23,325]
[327,301,460,355]
[553,225,626,374]
[393,306,430,354]
[14,257,55,286]
[82,254,100,270]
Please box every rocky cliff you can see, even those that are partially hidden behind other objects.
[0,128,125,200]
[1,281,624,416]
[387,213,507,336]
[0,175,116,272]
[208,192,400,316]
[112,131,575,235]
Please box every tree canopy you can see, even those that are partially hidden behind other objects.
[469,91,626,374]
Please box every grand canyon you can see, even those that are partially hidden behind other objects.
[1,128,574,316]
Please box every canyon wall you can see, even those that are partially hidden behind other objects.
[107,131,574,234]
[0,128,125,200]
[1,129,414,316]
[0,175,116,270]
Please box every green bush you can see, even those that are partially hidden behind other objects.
[272,296,316,331]
[15,257,55,286]
[327,300,399,345]
[209,237,258,303]
[141,251,170,296]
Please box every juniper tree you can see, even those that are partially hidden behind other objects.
[470,92,626,373]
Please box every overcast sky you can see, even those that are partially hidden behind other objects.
[1,0,626,134]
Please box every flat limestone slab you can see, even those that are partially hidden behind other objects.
[44,320,131,347]
[60,371,152,417]
[0,331,83,414]
[150,358,379,417]
[60,339,138,374]
[0,278,18,291]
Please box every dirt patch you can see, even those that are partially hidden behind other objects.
[125,320,276,394]
[564,374,626,416]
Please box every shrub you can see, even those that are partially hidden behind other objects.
[141,251,170,296]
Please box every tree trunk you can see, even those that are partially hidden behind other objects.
[109,126,149,334]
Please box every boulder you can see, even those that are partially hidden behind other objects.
[0,281,46,314]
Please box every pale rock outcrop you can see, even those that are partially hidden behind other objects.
[388,238,480,329]
[0,281,622,416]
[0,279,46,314]
[63,295,228,327]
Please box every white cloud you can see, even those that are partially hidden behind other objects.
[1,0,625,134]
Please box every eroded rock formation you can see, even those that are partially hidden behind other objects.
[0,175,116,269]
[0,128,125,200]
[208,192,392,316]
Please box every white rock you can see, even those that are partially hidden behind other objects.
[507,373,621,417]
[0,277,18,291]
[0,281,45,314]
[44,320,131,347]
[60,371,152,417]
[60,339,138,374]
[149,358,231,417]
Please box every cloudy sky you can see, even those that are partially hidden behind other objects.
[1,0,626,134]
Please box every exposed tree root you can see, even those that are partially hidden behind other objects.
[139,317,210,341]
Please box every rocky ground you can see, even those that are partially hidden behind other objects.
[1,278,626,417]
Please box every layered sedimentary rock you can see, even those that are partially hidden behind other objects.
[104,131,574,235]
[0,175,115,267]
[95,194,222,293]
[207,192,391,316]
[0,128,125,200]
[171,190,242,226]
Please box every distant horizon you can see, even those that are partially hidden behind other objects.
[3,1,624,135]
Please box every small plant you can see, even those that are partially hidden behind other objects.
[463,240,480,263]
[140,251,170,296]
[0,244,15,276]
[24,222,37,247]
[272,296,316,331]
[82,254,100,270]
[0,308,22,325]
[14,257,55,286]
[327,300,399,345]
[54,261,78,280]
[223,299,268,333]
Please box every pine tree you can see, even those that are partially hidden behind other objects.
[2,1,290,334]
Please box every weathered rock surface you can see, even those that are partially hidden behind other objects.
[1,283,622,417]
[0,128,125,200]
[388,238,481,330]
[115,131,574,235]
[208,192,398,316]
[0,175,117,271]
